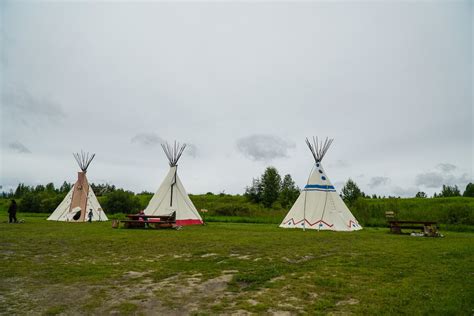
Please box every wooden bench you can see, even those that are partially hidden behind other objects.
[388,220,439,237]
[118,212,177,229]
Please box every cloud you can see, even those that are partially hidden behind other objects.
[184,143,198,158]
[8,141,31,154]
[2,86,66,126]
[236,134,295,162]
[415,163,471,188]
[415,172,444,188]
[436,163,456,173]
[131,133,164,147]
[368,176,390,188]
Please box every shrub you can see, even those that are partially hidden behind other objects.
[214,205,251,216]
[19,193,41,213]
[102,189,141,214]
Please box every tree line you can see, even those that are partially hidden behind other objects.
[2,174,473,214]
[338,180,474,206]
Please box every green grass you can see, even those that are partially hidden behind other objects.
[1,213,473,315]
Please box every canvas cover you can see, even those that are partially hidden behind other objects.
[47,172,108,222]
[280,163,361,231]
[144,166,203,225]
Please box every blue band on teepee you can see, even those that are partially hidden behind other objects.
[304,184,335,190]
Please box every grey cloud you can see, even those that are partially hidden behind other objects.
[415,170,471,188]
[415,172,444,188]
[436,163,457,173]
[237,134,295,162]
[2,86,66,125]
[131,133,164,147]
[8,141,31,154]
[368,176,390,188]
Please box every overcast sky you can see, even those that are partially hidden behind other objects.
[1,1,472,197]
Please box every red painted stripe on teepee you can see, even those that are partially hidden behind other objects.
[283,218,334,227]
[347,220,359,228]
[176,219,204,226]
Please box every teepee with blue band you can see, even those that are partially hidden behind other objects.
[280,137,362,231]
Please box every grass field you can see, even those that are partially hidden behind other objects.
[1,214,473,315]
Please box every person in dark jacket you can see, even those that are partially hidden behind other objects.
[88,209,93,222]
[8,200,18,223]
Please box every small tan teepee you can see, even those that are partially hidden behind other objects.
[47,152,108,222]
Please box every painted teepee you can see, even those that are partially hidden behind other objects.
[144,141,203,226]
[47,152,108,222]
[280,137,361,231]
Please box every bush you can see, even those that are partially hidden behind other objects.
[214,205,251,216]
[19,193,42,213]
[102,189,141,214]
[40,195,65,213]
[444,205,472,225]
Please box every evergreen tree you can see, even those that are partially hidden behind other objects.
[34,184,45,192]
[45,182,55,193]
[415,191,427,198]
[439,184,461,197]
[14,183,31,198]
[279,174,300,209]
[244,178,263,203]
[59,181,72,193]
[260,167,281,208]
[463,183,474,197]
[341,179,362,205]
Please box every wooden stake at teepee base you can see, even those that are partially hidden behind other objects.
[280,137,362,232]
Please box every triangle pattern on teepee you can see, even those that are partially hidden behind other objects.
[47,151,108,222]
[144,141,203,226]
[280,137,362,231]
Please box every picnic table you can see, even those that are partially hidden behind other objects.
[388,220,439,237]
[117,212,177,229]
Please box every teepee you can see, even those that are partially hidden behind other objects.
[144,141,203,226]
[47,152,108,222]
[280,137,362,231]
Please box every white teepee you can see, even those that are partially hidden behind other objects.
[48,152,108,222]
[280,137,362,231]
[144,141,203,226]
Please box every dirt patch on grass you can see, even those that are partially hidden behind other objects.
[201,253,218,257]
[282,255,315,264]
[103,270,241,314]
[336,298,359,306]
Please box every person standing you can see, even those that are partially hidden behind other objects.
[8,200,18,223]
[88,209,93,222]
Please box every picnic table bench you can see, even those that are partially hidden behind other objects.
[117,212,177,229]
[388,220,439,237]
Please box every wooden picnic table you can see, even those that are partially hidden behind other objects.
[118,212,177,229]
[388,220,439,236]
